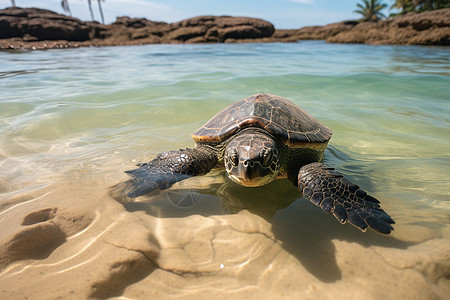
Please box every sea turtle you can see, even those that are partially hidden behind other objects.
[123,93,395,234]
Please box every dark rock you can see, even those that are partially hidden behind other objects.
[113,16,168,29]
[273,21,357,41]
[166,26,208,41]
[166,16,275,43]
[0,7,92,41]
[0,6,448,49]
[219,25,266,39]
[327,8,450,45]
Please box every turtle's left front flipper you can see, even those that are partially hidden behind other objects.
[297,162,395,234]
[124,146,217,198]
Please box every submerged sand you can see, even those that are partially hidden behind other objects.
[0,169,449,300]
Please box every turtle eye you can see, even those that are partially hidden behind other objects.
[230,149,239,166]
[261,148,273,167]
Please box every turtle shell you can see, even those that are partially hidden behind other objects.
[192,93,332,149]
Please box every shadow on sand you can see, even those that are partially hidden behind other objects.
[113,172,412,284]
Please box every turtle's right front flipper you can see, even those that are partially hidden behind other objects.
[297,162,395,234]
[124,146,217,198]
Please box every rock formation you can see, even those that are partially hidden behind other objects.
[0,6,449,49]
[0,7,94,41]
[272,21,359,42]
[0,7,275,49]
[327,8,450,45]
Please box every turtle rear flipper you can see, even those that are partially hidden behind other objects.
[297,162,395,234]
[125,147,217,198]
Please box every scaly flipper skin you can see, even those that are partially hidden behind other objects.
[298,162,395,234]
[125,147,217,198]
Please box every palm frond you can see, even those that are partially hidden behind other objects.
[354,0,388,21]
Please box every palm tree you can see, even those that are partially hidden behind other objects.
[390,0,413,14]
[10,0,16,6]
[412,0,450,10]
[87,0,95,21]
[354,0,388,21]
[97,0,105,24]
[413,0,432,10]
[86,0,105,24]
[61,0,72,16]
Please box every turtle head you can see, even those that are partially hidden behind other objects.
[224,133,280,187]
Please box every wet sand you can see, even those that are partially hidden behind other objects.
[1,173,449,300]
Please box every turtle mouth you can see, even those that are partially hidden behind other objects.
[226,157,279,187]
[228,172,276,187]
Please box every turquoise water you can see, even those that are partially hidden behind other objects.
[0,42,450,296]
[1,42,449,212]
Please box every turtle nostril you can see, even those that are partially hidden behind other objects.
[243,159,254,167]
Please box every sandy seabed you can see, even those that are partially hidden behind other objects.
[0,170,449,300]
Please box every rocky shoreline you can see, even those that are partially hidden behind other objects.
[1,7,449,50]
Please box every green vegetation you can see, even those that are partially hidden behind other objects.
[390,0,450,14]
[390,0,413,14]
[355,0,450,21]
[354,0,388,21]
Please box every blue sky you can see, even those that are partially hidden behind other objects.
[2,0,394,28]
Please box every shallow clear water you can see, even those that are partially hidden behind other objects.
[2,42,449,211]
[1,41,449,297]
